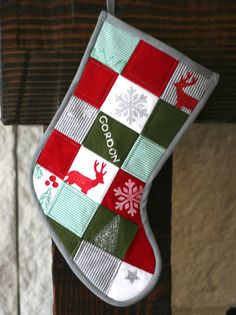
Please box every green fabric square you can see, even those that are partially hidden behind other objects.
[82,205,138,259]
[91,21,139,73]
[83,112,138,167]
[47,217,81,256]
[122,135,165,182]
[47,182,99,238]
[142,100,188,148]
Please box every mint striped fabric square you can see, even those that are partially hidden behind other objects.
[91,21,139,73]
[122,135,165,182]
[55,96,98,144]
[47,182,99,237]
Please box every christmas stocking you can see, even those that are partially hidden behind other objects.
[30,1,219,307]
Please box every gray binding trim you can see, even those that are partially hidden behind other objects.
[29,10,219,307]
[106,0,115,15]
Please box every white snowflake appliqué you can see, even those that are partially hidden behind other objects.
[115,86,148,125]
[113,179,143,216]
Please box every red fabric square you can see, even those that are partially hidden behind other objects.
[37,130,80,179]
[124,228,156,274]
[101,169,145,224]
[122,40,178,96]
[74,57,118,109]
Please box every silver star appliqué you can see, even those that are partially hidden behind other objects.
[125,269,139,284]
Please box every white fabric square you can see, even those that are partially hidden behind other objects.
[64,146,119,203]
[107,261,153,301]
[100,75,159,133]
[33,164,63,214]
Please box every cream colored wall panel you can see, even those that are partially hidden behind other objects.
[0,125,17,315]
[17,126,52,315]
[172,124,236,309]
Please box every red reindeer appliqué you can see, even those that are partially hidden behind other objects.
[65,160,107,194]
[174,71,198,111]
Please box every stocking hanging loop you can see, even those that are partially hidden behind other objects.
[106,0,115,15]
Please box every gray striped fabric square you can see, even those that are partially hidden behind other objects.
[73,240,121,294]
[55,96,98,144]
[161,62,210,115]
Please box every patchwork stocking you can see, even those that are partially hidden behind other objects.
[30,3,219,307]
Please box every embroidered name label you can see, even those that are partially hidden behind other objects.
[99,115,120,164]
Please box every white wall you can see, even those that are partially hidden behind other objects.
[172,124,236,315]
[0,125,52,315]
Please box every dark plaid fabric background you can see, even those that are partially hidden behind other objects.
[1,0,235,124]
[52,157,172,315]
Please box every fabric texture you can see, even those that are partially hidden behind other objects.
[74,57,118,108]
[65,145,119,203]
[31,9,218,307]
[107,261,153,301]
[124,228,156,274]
[100,75,158,133]
[91,21,139,73]
[47,217,81,256]
[83,112,138,166]
[142,100,189,148]
[52,157,173,314]
[46,182,99,237]
[161,62,210,114]
[55,96,98,144]
[122,136,166,182]
[73,240,121,294]
[33,165,62,213]
[37,130,80,179]
[122,40,178,96]
[101,168,144,224]
[82,205,138,258]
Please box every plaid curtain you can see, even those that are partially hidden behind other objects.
[1,0,232,124]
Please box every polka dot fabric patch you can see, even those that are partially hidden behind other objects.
[31,9,219,307]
